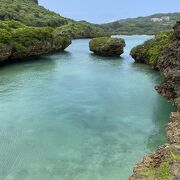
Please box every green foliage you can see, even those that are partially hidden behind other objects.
[130,30,173,66]
[159,162,170,180]
[11,26,53,46]
[0,0,107,39]
[171,152,180,161]
[147,31,173,65]
[13,42,27,54]
[0,0,108,41]
[54,22,108,39]
[90,37,125,45]
[137,161,171,180]
[0,20,71,55]
[0,0,69,27]
[0,29,11,43]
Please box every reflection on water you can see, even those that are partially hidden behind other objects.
[0,36,175,180]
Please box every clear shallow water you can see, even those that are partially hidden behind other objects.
[0,36,175,180]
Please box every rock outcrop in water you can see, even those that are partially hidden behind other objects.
[0,20,71,65]
[129,22,180,180]
[89,37,125,56]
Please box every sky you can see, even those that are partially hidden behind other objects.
[38,0,180,24]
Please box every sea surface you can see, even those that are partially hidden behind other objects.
[0,36,175,180]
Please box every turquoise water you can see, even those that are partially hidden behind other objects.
[0,36,175,180]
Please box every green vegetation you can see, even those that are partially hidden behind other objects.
[171,152,180,161]
[159,162,170,180]
[0,0,107,39]
[0,20,51,53]
[130,30,173,67]
[54,22,108,39]
[0,0,69,27]
[0,20,71,55]
[139,162,171,180]
[132,146,180,180]
[90,37,125,46]
[102,13,180,35]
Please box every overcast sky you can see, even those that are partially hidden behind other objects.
[38,0,180,24]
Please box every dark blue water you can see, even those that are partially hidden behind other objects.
[0,36,175,180]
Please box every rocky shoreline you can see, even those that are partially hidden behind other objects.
[129,22,180,179]
[0,40,71,66]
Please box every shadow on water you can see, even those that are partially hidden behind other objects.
[89,53,123,61]
[43,51,72,61]
[89,53,125,67]
[0,51,72,70]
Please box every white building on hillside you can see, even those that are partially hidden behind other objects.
[151,16,170,22]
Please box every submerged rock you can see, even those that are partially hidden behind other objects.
[89,37,125,56]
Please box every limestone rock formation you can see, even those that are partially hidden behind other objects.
[129,145,180,180]
[130,31,173,68]
[0,39,71,65]
[89,37,125,56]
[0,21,71,65]
[129,21,180,180]
[156,22,180,110]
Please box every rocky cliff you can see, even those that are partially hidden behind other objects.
[129,22,180,180]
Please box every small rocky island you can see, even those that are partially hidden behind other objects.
[89,37,125,56]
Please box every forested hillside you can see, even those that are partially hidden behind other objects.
[102,13,180,35]
[0,0,107,38]
[0,0,69,27]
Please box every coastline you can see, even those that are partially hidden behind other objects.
[129,22,180,179]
